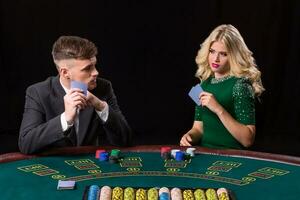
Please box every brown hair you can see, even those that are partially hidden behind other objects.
[52,36,98,61]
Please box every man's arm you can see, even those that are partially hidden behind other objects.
[97,80,132,146]
[18,86,66,154]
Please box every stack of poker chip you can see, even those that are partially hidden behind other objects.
[87,185,100,200]
[171,149,180,159]
[148,188,159,200]
[205,188,218,200]
[124,187,135,200]
[95,149,106,158]
[194,189,206,200]
[94,186,230,200]
[136,188,147,200]
[112,187,123,200]
[109,149,121,164]
[99,186,112,200]
[217,188,230,200]
[186,147,196,157]
[182,189,194,200]
[99,152,109,162]
[159,187,170,200]
[161,147,171,159]
[175,151,185,161]
[171,188,182,200]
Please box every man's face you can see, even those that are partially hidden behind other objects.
[63,56,99,90]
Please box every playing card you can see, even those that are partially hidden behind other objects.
[188,84,203,105]
[70,80,88,96]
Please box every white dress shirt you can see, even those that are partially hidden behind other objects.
[59,81,109,132]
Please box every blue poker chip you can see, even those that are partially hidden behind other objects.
[175,151,185,161]
[88,185,99,200]
[99,152,109,161]
[159,192,170,200]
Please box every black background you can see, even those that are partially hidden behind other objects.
[1,0,300,155]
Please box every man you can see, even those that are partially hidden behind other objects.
[19,36,132,154]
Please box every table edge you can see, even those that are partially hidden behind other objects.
[1,145,300,166]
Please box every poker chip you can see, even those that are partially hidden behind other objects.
[159,187,170,195]
[88,185,100,200]
[99,152,109,161]
[148,188,159,200]
[205,189,218,200]
[186,148,196,157]
[124,187,135,200]
[175,151,185,161]
[95,149,106,158]
[171,149,180,158]
[217,188,230,200]
[112,187,123,200]
[170,188,182,200]
[183,189,194,200]
[111,149,121,157]
[159,187,170,200]
[136,188,147,200]
[194,189,206,200]
[99,186,112,200]
[159,192,170,200]
[161,147,171,156]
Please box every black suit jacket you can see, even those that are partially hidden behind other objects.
[19,76,132,154]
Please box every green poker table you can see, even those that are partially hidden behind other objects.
[1,145,300,200]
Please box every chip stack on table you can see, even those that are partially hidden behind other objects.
[161,147,171,159]
[171,188,182,200]
[171,149,180,159]
[95,149,106,158]
[183,189,194,200]
[109,149,121,164]
[112,187,123,200]
[87,185,100,200]
[159,187,170,200]
[99,186,112,200]
[136,188,147,200]
[148,188,159,200]
[186,148,196,157]
[175,151,185,161]
[124,187,135,200]
[99,152,109,162]
[84,186,232,200]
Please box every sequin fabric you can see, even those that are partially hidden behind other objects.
[233,78,255,123]
[211,75,233,84]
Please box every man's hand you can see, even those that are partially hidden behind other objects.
[87,91,107,111]
[64,88,87,123]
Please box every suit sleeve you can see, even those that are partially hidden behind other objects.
[101,82,133,146]
[18,86,67,154]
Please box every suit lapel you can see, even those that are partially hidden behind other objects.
[50,76,66,114]
[50,76,95,145]
[77,107,94,145]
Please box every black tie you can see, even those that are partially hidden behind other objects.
[68,125,77,146]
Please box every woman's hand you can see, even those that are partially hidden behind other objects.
[199,91,224,115]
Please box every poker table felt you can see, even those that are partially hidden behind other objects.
[1,145,300,200]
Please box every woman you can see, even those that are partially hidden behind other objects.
[180,24,264,149]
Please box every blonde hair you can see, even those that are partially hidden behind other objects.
[195,24,265,96]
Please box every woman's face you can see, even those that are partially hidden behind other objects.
[208,41,230,78]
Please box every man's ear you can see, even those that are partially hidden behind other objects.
[60,67,70,79]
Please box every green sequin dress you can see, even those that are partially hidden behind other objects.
[194,76,255,149]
